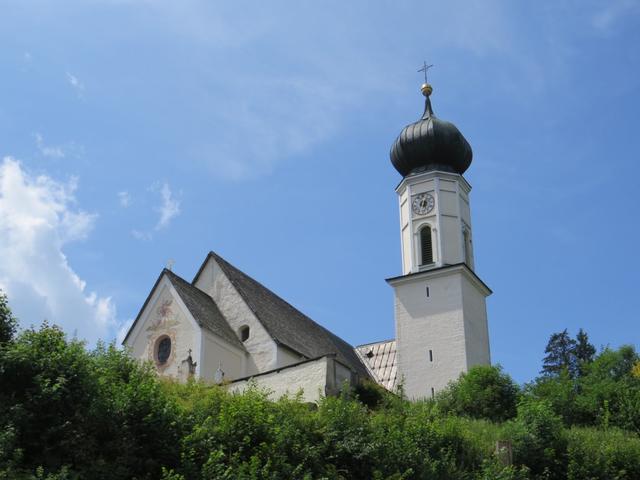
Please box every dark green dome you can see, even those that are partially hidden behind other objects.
[390,86,472,177]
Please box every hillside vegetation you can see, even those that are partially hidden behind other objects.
[1,292,639,479]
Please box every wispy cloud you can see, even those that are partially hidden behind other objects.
[34,132,65,158]
[131,229,152,241]
[0,157,118,344]
[117,191,131,208]
[130,182,181,241]
[66,72,84,98]
[155,182,180,230]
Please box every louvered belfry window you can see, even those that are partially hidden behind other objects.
[420,226,433,265]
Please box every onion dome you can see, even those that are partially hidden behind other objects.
[390,83,472,177]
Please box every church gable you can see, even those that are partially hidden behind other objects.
[123,273,201,380]
[194,252,370,379]
[123,269,251,381]
[193,254,279,373]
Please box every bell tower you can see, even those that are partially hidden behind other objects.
[387,77,491,400]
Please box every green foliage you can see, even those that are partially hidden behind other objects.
[1,302,640,478]
[574,329,596,377]
[476,460,531,480]
[0,290,17,345]
[506,398,567,479]
[530,341,640,435]
[0,323,181,479]
[566,427,640,480]
[438,365,520,422]
[541,329,577,378]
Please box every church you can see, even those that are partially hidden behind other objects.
[122,79,492,402]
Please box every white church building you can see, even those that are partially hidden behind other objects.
[122,81,491,401]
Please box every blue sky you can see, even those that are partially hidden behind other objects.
[0,0,639,383]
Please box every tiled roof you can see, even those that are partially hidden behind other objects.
[165,269,246,351]
[355,339,398,392]
[202,252,370,379]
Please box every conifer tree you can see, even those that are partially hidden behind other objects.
[541,329,577,377]
[574,328,596,377]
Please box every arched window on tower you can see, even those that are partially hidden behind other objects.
[420,225,434,266]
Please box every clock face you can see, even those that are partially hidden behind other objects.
[412,193,435,216]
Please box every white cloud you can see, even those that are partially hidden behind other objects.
[34,132,65,158]
[130,182,180,241]
[131,229,152,241]
[117,190,131,207]
[155,182,180,230]
[66,72,84,98]
[0,157,117,344]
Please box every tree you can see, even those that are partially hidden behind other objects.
[574,328,596,377]
[541,329,577,378]
[0,291,17,345]
[437,365,520,422]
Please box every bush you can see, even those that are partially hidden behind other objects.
[0,324,181,479]
[438,365,520,422]
[567,427,640,480]
[506,398,566,479]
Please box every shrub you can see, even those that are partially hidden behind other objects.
[0,325,181,479]
[438,365,520,422]
[507,398,566,479]
[566,427,640,480]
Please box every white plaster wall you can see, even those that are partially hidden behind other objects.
[276,345,306,368]
[125,280,199,381]
[200,329,246,382]
[411,178,435,195]
[333,361,353,389]
[393,271,469,399]
[460,194,471,226]
[461,275,491,368]
[399,171,473,274]
[440,216,463,265]
[439,190,458,216]
[194,257,277,373]
[401,224,411,274]
[227,357,329,403]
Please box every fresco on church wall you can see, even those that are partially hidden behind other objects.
[141,287,197,381]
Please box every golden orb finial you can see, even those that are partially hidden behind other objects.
[421,83,433,97]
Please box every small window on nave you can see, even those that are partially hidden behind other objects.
[420,225,433,265]
[239,325,250,342]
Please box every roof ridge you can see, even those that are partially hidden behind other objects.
[355,338,396,348]
[206,251,369,378]
[210,252,344,340]
[164,267,245,350]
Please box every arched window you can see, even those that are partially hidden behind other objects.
[420,225,433,266]
[155,335,171,365]
[239,325,250,342]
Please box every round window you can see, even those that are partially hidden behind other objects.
[156,336,171,365]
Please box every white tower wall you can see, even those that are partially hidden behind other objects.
[389,170,491,400]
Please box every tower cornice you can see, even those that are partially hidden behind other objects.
[386,262,492,297]
[395,170,472,195]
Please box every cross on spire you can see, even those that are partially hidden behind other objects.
[418,61,434,83]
